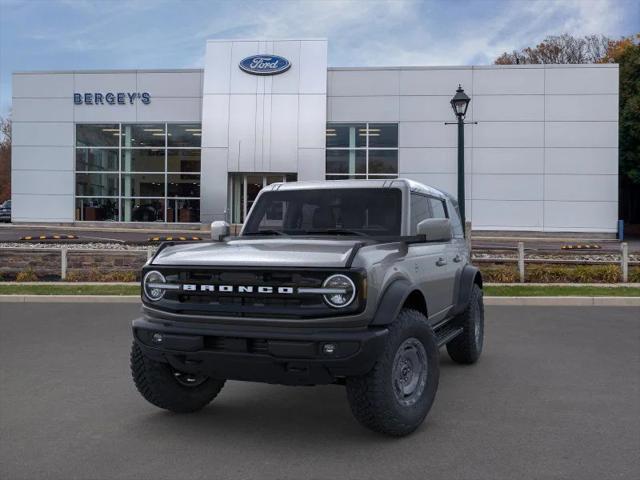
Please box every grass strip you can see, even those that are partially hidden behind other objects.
[484,285,640,297]
[0,284,140,296]
[0,284,639,297]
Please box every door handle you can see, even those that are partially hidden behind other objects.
[436,257,447,267]
[453,254,462,263]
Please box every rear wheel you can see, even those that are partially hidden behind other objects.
[346,309,439,436]
[447,283,484,364]
[130,342,225,413]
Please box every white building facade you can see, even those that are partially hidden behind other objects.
[11,39,619,232]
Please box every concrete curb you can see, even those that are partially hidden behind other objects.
[484,296,640,306]
[0,295,639,306]
[0,295,141,303]
[485,282,640,288]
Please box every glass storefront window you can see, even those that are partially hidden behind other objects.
[326,123,366,148]
[121,149,165,172]
[76,173,119,197]
[368,123,398,148]
[167,174,200,197]
[368,150,398,174]
[326,122,398,180]
[167,199,200,223]
[76,124,120,147]
[75,198,119,221]
[167,149,200,172]
[326,150,366,175]
[121,174,165,197]
[75,123,202,222]
[168,124,202,147]
[326,174,367,181]
[121,124,165,148]
[75,148,118,171]
[121,199,165,222]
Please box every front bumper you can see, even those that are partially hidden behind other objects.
[133,317,388,385]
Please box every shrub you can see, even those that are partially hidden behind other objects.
[478,264,519,283]
[526,264,620,283]
[477,262,627,283]
[65,269,138,282]
[102,271,138,282]
[15,269,38,282]
[629,266,640,283]
[65,271,86,282]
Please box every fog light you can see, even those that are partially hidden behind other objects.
[152,333,163,344]
[323,343,337,355]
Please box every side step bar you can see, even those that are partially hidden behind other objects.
[435,324,464,347]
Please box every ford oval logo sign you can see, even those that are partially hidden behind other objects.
[239,55,291,75]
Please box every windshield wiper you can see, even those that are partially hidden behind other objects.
[245,229,287,236]
[304,229,369,237]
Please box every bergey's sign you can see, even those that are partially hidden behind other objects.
[239,55,291,75]
[74,92,151,105]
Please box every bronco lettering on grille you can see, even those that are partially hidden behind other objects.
[181,284,295,294]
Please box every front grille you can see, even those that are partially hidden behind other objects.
[144,267,365,319]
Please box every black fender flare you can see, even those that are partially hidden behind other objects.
[370,279,416,326]
[452,265,483,316]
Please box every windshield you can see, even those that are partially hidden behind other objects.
[243,188,402,237]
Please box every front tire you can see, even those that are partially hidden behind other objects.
[346,309,439,436]
[130,342,225,413]
[447,283,484,364]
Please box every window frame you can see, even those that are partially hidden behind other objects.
[325,122,399,179]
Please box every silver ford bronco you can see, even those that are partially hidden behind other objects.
[131,179,484,436]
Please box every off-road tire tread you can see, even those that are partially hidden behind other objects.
[130,342,225,413]
[446,284,484,364]
[346,309,439,436]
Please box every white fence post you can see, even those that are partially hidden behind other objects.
[60,246,68,280]
[147,246,154,261]
[621,242,628,283]
[517,242,525,283]
[465,221,472,255]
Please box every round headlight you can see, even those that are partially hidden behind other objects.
[143,270,166,301]
[323,274,356,308]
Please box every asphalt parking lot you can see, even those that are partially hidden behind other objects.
[1,303,638,480]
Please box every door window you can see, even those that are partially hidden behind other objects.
[429,198,447,219]
[410,194,431,235]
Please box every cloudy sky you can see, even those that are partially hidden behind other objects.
[0,0,638,115]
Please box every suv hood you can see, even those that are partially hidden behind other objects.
[151,238,363,268]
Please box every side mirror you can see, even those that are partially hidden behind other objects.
[210,221,230,241]
[417,218,452,242]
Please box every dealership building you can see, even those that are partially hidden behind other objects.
[11,39,619,232]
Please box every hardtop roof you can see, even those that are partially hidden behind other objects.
[262,178,449,199]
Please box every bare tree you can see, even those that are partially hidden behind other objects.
[495,34,611,64]
[0,116,11,202]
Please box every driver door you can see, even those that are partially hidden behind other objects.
[408,193,457,322]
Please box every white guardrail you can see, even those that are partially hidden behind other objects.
[0,245,154,280]
[0,242,637,283]
[473,242,637,283]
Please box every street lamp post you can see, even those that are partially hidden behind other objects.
[449,85,471,228]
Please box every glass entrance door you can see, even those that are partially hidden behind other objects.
[228,173,297,223]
